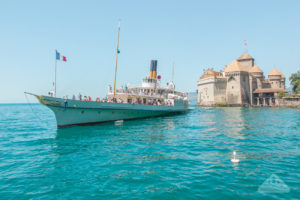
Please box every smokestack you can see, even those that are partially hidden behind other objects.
[149,60,158,78]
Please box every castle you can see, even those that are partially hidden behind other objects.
[197,52,286,106]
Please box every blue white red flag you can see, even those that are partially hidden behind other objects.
[56,50,67,62]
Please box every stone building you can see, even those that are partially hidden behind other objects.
[197,52,286,106]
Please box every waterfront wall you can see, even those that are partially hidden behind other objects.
[214,78,227,103]
[275,98,300,108]
[197,77,227,106]
[197,97,300,108]
[197,77,216,106]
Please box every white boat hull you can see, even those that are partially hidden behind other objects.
[36,95,189,128]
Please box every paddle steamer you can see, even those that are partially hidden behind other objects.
[31,60,189,128]
[27,22,189,128]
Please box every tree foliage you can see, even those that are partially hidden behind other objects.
[289,71,300,93]
[277,92,286,98]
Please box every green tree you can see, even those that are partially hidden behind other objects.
[289,71,300,93]
[277,92,286,98]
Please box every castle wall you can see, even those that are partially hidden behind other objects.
[280,79,285,89]
[262,81,271,88]
[276,98,300,108]
[237,59,254,71]
[226,72,242,105]
[214,78,227,103]
[240,72,250,104]
[268,75,282,89]
[224,71,250,106]
[250,77,258,90]
[197,77,216,106]
[256,77,264,89]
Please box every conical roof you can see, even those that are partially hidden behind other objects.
[249,65,263,73]
[206,70,216,76]
[268,68,282,76]
[224,60,248,72]
[238,52,253,60]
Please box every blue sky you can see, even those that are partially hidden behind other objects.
[0,0,299,103]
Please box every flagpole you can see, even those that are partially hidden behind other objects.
[55,50,57,97]
[113,20,121,99]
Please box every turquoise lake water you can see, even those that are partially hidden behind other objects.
[0,104,299,199]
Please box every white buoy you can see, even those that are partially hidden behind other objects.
[231,151,240,163]
[115,120,124,126]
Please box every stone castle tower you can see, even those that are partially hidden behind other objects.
[237,52,254,71]
[224,60,250,105]
[268,68,285,89]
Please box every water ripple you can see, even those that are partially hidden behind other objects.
[0,104,299,199]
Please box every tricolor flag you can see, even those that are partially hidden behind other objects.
[244,40,247,46]
[56,50,67,62]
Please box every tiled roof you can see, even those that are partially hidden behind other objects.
[249,65,263,73]
[200,70,216,80]
[237,52,253,60]
[268,68,282,76]
[224,60,248,72]
[206,70,216,76]
[253,88,286,94]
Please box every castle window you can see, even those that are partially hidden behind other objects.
[232,86,234,89]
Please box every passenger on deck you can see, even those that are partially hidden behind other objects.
[48,91,54,97]
[88,96,92,101]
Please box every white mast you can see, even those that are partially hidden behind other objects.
[54,50,57,97]
[113,20,121,98]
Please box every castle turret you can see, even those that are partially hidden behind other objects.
[237,52,254,71]
[224,60,250,105]
[279,72,285,89]
[268,68,283,89]
[249,65,264,89]
[249,65,263,76]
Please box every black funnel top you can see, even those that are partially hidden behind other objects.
[150,60,157,71]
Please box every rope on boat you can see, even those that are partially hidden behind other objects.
[24,93,46,128]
